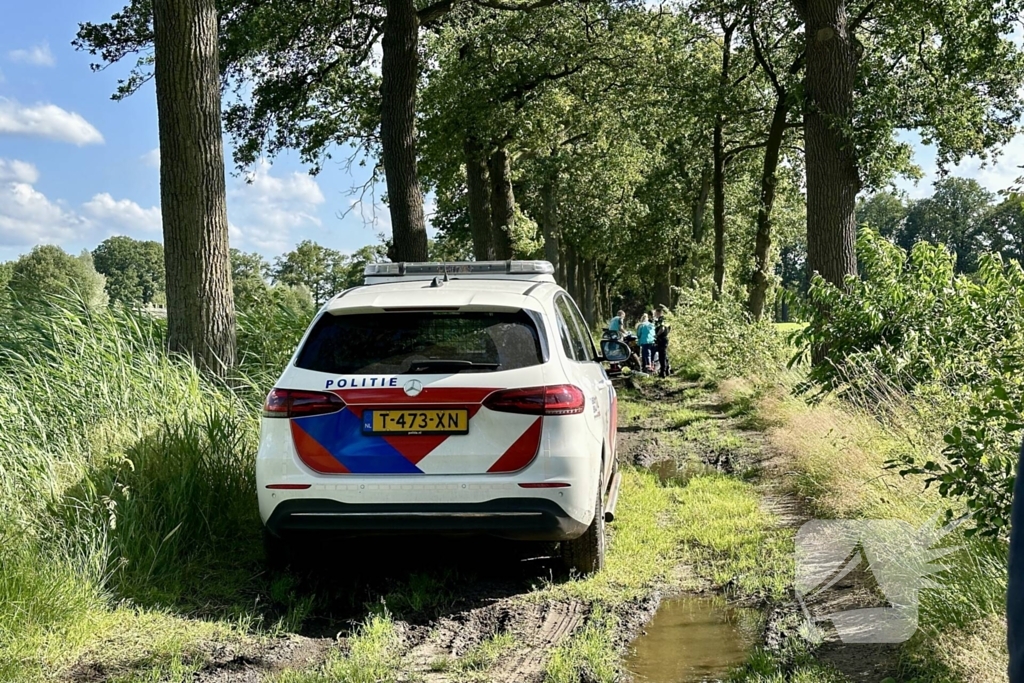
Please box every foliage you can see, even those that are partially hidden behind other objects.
[0,261,11,313]
[0,299,259,680]
[794,228,1024,394]
[8,246,108,310]
[669,287,790,382]
[796,228,1024,536]
[856,190,910,240]
[92,236,165,306]
[230,249,271,312]
[980,193,1024,264]
[900,178,994,273]
[273,240,383,306]
[236,290,315,384]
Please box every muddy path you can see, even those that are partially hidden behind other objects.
[67,376,891,683]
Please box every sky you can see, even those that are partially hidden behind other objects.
[0,0,406,263]
[0,2,1021,264]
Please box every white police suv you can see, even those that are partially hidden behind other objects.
[257,260,631,574]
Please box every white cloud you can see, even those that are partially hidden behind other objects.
[944,135,1024,194]
[228,160,325,251]
[82,193,162,233]
[898,130,1024,198]
[141,148,160,168]
[0,98,104,146]
[0,159,39,184]
[0,182,87,248]
[8,43,55,67]
[0,158,158,248]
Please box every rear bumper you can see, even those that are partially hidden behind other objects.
[264,497,588,541]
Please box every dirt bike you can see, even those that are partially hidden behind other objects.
[602,329,642,376]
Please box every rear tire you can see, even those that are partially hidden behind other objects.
[561,481,606,575]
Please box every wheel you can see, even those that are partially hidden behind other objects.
[561,480,606,575]
[263,527,293,571]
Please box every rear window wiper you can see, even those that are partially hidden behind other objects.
[404,360,500,373]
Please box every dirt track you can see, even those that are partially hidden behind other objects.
[68,377,897,682]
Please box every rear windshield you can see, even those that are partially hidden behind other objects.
[295,310,545,374]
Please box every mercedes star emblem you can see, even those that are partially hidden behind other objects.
[404,379,423,397]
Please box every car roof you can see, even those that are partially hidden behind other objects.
[323,279,561,314]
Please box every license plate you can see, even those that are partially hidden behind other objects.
[362,409,469,435]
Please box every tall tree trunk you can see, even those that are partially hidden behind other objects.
[489,146,515,259]
[557,241,568,288]
[576,253,586,309]
[799,0,859,287]
[464,135,493,260]
[153,0,236,375]
[692,162,712,243]
[712,23,735,301]
[541,172,561,275]
[565,242,578,300]
[381,0,428,262]
[583,259,596,328]
[654,260,672,308]
[747,93,789,320]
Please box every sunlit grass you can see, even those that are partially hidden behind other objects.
[544,609,618,683]
[538,468,789,604]
[270,613,401,683]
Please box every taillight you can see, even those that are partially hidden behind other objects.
[483,385,585,416]
[263,389,345,418]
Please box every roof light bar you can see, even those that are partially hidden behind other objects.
[363,260,555,278]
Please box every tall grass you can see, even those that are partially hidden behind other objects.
[740,377,1010,682]
[0,298,263,680]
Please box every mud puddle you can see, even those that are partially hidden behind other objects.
[624,596,761,683]
[649,458,717,485]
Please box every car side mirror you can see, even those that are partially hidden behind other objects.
[600,339,631,363]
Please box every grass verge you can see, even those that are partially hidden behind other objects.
[721,375,1009,683]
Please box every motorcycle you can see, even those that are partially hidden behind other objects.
[602,328,642,376]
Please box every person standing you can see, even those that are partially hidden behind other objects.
[636,314,656,373]
[654,304,672,378]
[607,310,626,339]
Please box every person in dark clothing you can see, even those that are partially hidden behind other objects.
[1008,438,1024,681]
[654,305,671,378]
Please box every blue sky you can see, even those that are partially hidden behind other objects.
[0,0,404,263]
[0,2,1020,264]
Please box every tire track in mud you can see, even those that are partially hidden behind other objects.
[401,600,588,683]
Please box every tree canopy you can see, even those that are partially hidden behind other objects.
[92,236,165,306]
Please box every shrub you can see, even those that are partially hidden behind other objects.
[9,245,108,310]
[795,228,1024,537]
[670,287,790,383]
[794,228,1024,395]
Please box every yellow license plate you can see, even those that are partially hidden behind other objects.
[363,409,469,434]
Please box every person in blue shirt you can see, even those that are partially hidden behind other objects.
[636,314,656,372]
[607,310,626,338]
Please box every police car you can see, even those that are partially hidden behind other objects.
[257,260,631,574]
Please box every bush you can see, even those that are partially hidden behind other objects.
[796,228,1024,537]
[236,285,316,384]
[794,229,1024,394]
[669,287,790,383]
[9,245,107,310]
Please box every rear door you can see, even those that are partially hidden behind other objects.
[554,295,612,461]
[282,308,551,476]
